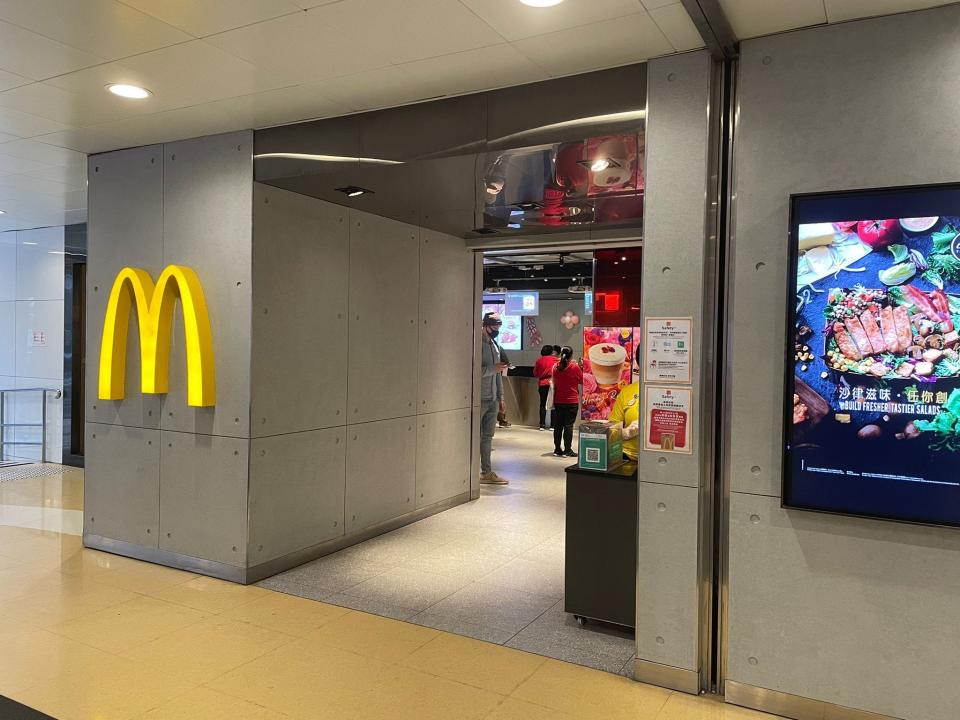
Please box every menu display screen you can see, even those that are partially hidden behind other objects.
[785,184,960,528]
[505,291,539,316]
[481,301,522,351]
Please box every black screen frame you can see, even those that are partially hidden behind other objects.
[782,181,960,530]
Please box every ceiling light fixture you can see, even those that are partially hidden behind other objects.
[521,0,563,6]
[0,209,5,214]
[106,83,152,99]
[578,157,622,172]
[335,185,373,198]
[256,152,403,166]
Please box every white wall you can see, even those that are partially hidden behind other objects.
[0,226,64,463]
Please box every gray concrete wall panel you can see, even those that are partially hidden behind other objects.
[159,430,249,567]
[417,228,473,415]
[639,51,711,490]
[416,408,471,509]
[347,211,419,424]
[85,145,164,430]
[251,184,349,436]
[249,427,346,564]
[728,7,960,718]
[637,482,700,671]
[635,51,712,676]
[345,416,417,533]
[161,131,253,439]
[84,422,160,547]
[728,493,960,720]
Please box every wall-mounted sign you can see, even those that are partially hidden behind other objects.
[785,183,960,528]
[644,317,693,384]
[505,291,539,316]
[644,385,692,454]
[99,265,216,407]
[28,329,47,347]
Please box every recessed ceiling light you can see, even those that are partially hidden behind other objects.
[106,83,152,99]
[335,185,373,198]
[521,0,563,6]
[0,209,5,215]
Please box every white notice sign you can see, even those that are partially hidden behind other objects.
[28,329,47,347]
[643,317,692,384]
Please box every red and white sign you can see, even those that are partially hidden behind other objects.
[643,385,693,454]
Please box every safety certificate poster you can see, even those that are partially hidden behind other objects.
[644,317,693,383]
[643,385,693,454]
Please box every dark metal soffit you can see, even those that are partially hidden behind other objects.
[681,0,738,60]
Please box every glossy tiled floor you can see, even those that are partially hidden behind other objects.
[0,463,776,720]
[260,426,638,674]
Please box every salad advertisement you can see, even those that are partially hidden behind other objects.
[786,184,960,528]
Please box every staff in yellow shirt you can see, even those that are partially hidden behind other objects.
[608,347,642,460]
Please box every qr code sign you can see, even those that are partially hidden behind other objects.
[586,448,600,463]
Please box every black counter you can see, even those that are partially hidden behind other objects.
[564,461,637,629]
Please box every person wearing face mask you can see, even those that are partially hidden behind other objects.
[479,312,509,485]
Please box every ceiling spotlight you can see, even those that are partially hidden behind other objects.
[106,83,151,99]
[620,255,627,261]
[577,157,622,172]
[521,0,563,6]
[335,185,373,198]
[0,209,5,215]
[559,255,565,267]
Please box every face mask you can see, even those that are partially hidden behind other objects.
[488,328,500,339]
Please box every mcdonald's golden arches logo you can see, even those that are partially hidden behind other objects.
[98,265,216,407]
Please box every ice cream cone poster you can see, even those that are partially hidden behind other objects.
[582,327,634,420]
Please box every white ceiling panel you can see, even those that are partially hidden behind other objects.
[718,0,826,39]
[305,66,436,113]
[0,0,191,60]
[22,162,87,188]
[311,0,505,65]
[118,0,303,37]
[0,19,105,80]
[649,3,706,51]
[825,0,957,22]
[108,41,289,108]
[0,69,30,93]
[0,139,86,169]
[0,107,71,138]
[206,9,396,84]
[0,152,54,175]
[201,83,350,129]
[460,0,644,42]
[0,131,18,144]
[641,0,682,8]
[0,82,161,128]
[514,11,675,76]
[35,101,247,155]
[289,0,342,7]
[398,44,549,99]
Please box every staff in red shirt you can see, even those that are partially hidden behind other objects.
[533,345,558,430]
[551,346,582,457]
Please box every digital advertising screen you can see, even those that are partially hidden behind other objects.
[481,301,522,351]
[785,184,960,528]
[505,291,539,316]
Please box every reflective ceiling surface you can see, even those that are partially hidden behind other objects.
[0,0,954,232]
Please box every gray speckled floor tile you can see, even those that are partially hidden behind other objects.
[421,581,557,635]
[256,574,338,602]
[479,556,564,599]
[619,655,637,678]
[509,605,635,659]
[259,553,393,594]
[504,635,630,674]
[321,593,421,621]
[338,566,469,611]
[409,612,518,644]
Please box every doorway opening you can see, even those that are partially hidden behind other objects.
[261,242,642,676]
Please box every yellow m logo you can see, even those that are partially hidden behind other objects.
[98,265,216,407]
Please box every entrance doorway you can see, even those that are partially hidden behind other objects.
[260,243,642,675]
